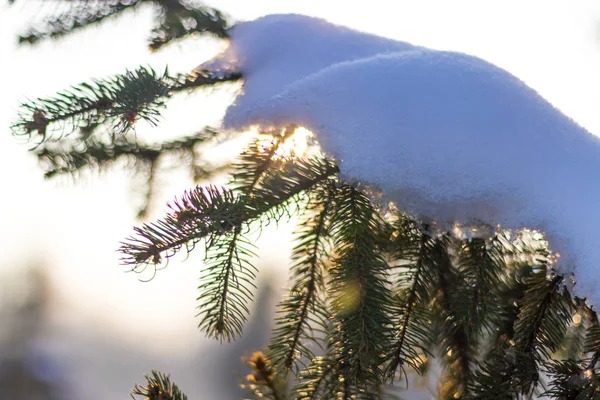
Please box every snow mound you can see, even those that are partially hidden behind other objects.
[203,14,600,304]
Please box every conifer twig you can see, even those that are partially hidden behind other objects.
[131,370,188,400]
[119,156,337,268]
[12,67,241,144]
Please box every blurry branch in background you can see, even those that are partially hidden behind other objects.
[130,352,287,400]
[131,371,188,400]
[242,351,287,400]
[18,0,141,45]
[10,1,240,218]
[36,127,227,218]
[36,127,219,179]
[0,265,67,399]
[15,0,230,50]
[149,0,229,50]
[11,65,240,218]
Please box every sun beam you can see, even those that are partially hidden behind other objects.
[254,126,321,161]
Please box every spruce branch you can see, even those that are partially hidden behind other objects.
[514,271,572,364]
[195,131,279,341]
[292,186,394,398]
[484,231,536,351]
[131,370,188,400]
[149,0,230,51]
[429,235,474,399]
[12,66,241,144]
[169,69,242,92]
[466,347,524,400]
[560,298,590,361]
[433,236,507,398]
[13,66,170,141]
[385,229,435,382]
[542,359,600,399]
[269,183,335,373]
[327,185,393,389]
[35,128,218,178]
[231,128,298,192]
[15,0,231,48]
[119,156,337,268]
[120,133,336,340]
[120,184,242,266]
[243,351,287,400]
[295,355,338,399]
[197,226,257,341]
[457,237,505,338]
[583,304,600,362]
[18,0,143,45]
[470,265,573,397]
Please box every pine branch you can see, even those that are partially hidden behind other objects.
[36,128,218,178]
[170,69,243,92]
[327,185,393,390]
[542,359,600,399]
[432,236,508,398]
[514,271,572,364]
[120,185,241,266]
[584,305,600,362]
[231,128,297,192]
[16,0,231,48]
[12,66,241,144]
[385,227,435,382]
[466,347,525,400]
[149,0,230,51]
[195,132,277,341]
[269,183,335,373]
[131,370,188,400]
[469,266,573,398]
[427,235,474,399]
[243,351,287,400]
[120,133,336,340]
[457,237,505,338]
[119,155,337,267]
[483,231,536,351]
[560,299,590,361]
[295,355,338,399]
[18,0,143,45]
[197,226,257,341]
[292,186,394,398]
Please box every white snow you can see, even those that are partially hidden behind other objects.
[203,14,600,304]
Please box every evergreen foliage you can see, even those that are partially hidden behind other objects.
[16,0,230,48]
[131,370,188,400]
[10,1,600,399]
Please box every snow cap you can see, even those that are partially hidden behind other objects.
[204,14,600,305]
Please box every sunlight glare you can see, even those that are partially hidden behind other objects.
[255,126,321,160]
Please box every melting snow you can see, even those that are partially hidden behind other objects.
[203,14,600,304]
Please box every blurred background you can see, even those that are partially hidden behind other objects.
[1,1,600,398]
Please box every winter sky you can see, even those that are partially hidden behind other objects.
[1,0,600,353]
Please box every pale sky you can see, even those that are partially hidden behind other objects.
[1,0,600,355]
